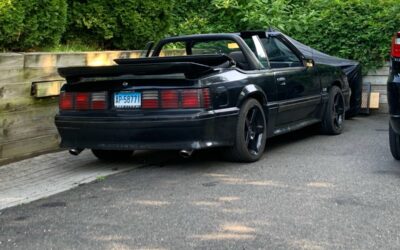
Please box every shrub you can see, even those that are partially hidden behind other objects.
[172,0,400,71]
[240,0,400,71]
[170,0,243,36]
[65,0,173,50]
[0,0,67,51]
[0,1,25,50]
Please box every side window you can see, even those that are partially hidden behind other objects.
[263,37,302,68]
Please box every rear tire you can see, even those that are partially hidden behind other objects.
[224,98,267,162]
[321,86,345,135]
[389,123,400,160]
[92,150,134,161]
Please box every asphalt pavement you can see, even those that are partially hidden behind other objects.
[0,114,399,250]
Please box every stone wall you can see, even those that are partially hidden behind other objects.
[0,51,391,164]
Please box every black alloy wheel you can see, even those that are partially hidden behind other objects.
[321,86,345,135]
[245,106,265,156]
[224,98,267,162]
[333,91,345,130]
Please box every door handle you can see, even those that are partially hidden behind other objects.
[277,77,286,86]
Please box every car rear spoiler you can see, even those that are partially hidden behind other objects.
[114,54,233,66]
[58,62,217,83]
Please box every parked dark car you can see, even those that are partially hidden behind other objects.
[55,31,350,162]
[388,31,400,160]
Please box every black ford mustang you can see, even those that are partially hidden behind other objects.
[55,31,350,162]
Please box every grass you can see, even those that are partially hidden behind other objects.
[38,41,100,52]
[96,176,107,181]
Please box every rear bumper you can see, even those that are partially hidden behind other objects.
[55,108,239,150]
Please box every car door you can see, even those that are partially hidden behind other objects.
[264,36,321,126]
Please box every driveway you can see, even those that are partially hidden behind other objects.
[0,114,399,249]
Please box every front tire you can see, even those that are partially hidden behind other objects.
[389,123,400,160]
[321,86,345,135]
[92,150,134,161]
[224,98,267,162]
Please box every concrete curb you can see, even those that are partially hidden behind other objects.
[0,150,143,211]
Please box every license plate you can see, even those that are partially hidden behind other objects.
[114,92,141,108]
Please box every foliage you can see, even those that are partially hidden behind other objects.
[0,0,67,51]
[65,0,173,50]
[172,0,400,71]
[0,1,25,50]
[39,41,99,52]
[292,0,400,70]
[170,0,243,36]
[1,0,399,71]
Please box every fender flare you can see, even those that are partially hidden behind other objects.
[237,84,268,110]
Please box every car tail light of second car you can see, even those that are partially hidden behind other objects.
[392,32,400,58]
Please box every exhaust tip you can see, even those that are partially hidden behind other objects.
[69,148,84,156]
[179,149,194,158]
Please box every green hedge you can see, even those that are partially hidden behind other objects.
[1,0,399,71]
[245,0,400,70]
[0,0,67,51]
[65,0,173,50]
[172,0,400,71]
[0,1,25,50]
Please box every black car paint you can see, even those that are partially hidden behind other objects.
[388,57,400,133]
[55,32,350,151]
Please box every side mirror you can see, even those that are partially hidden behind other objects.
[304,58,315,68]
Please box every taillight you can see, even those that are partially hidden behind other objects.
[142,91,159,109]
[143,88,211,109]
[392,32,400,58]
[59,89,212,111]
[202,88,211,109]
[161,90,179,109]
[182,89,201,108]
[91,92,107,110]
[59,92,108,111]
[75,92,90,110]
[59,92,73,110]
